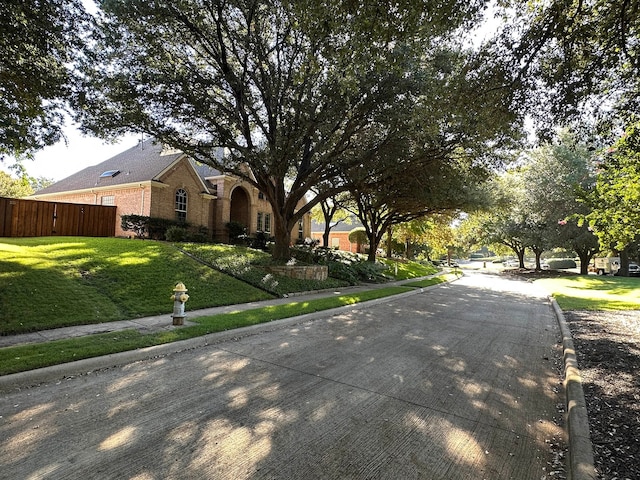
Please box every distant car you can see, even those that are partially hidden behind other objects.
[503,260,519,267]
[629,263,640,276]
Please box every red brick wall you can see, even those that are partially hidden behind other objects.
[311,231,363,252]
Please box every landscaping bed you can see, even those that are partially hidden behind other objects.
[501,268,640,478]
[563,310,640,480]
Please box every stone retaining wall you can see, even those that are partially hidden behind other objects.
[266,265,328,281]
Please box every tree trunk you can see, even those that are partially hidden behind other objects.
[575,249,593,275]
[272,215,292,261]
[516,248,526,268]
[367,241,378,262]
[619,248,630,277]
[532,247,543,270]
[322,225,330,248]
[367,231,380,262]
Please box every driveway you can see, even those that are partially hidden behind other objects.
[0,273,564,479]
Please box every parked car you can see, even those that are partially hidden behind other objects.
[629,263,640,276]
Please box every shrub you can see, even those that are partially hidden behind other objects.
[351,260,387,282]
[165,225,187,242]
[348,228,367,244]
[121,214,201,241]
[147,217,178,239]
[120,214,148,238]
[251,231,270,251]
[188,226,210,243]
[547,259,577,269]
[226,221,247,244]
[327,261,359,284]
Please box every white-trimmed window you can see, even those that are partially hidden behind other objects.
[175,189,187,223]
[298,219,304,239]
[264,213,271,233]
[101,195,115,206]
[257,212,263,231]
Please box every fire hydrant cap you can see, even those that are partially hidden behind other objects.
[173,282,187,292]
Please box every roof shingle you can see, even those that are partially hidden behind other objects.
[35,139,185,195]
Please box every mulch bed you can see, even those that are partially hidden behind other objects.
[499,268,640,478]
[563,310,640,480]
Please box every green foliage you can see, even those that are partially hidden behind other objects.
[546,259,577,270]
[75,0,524,261]
[509,1,640,131]
[348,228,368,245]
[225,221,247,244]
[120,214,148,238]
[467,131,600,270]
[0,171,33,198]
[165,225,187,242]
[178,243,349,295]
[0,0,88,158]
[298,247,393,284]
[121,214,206,241]
[250,231,270,250]
[586,123,640,251]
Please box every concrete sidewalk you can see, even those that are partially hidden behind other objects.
[0,272,596,479]
[0,281,406,348]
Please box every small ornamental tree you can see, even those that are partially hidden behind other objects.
[348,228,368,253]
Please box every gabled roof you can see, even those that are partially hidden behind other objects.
[34,138,229,197]
[191,159,223,180]
[311,216,362,233]
[35,138,186,195]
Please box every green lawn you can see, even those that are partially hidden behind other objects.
[0,237,437,335]
[378,257,439,280]
[534,275,640,310]
[0,236,449,375]
[0,237,272,334]
[0,285,431,375]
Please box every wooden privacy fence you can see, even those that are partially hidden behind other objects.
[0,197,116,237]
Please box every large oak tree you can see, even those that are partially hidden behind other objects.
[504,0,640,134]
[0,0,88,158]
[586,122,640,273]
[75,0,523,259]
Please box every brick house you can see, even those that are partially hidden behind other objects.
[31,138,311,242]
[310,218,368,253]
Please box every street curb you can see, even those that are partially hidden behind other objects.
[551,298,598,480]
[0,280,447,393]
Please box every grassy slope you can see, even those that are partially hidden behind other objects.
[0,286,421,375]
[0,237,272,334]
[0,237,444,374]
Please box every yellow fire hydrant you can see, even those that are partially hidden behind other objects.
[170,282,189,325]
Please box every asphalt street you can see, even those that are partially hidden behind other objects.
[0,272,565,479]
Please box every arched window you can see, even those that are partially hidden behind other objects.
[175,189,187,223]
